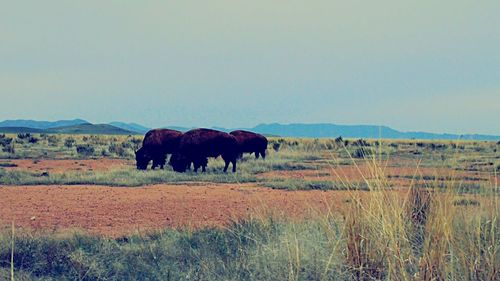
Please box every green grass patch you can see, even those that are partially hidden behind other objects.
[1,210,499,281]
[0,162,17,167]
[0,168,259,187]
[0,219,347,281]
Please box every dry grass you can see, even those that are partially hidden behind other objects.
[1,137,499,280]
[335,144,500,280]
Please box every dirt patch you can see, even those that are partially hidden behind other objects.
[3,159,131,173]
[0,183,372,236]
[0,183,493,237]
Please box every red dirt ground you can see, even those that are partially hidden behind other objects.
[0,183,366,236]
[1,159,496,237]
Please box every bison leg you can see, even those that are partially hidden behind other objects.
[231,159,237,172]
[159,156,167,169]
[201,158,208,172]
[260,150,266,159]
[191,158,207,172]
[193,159,206,173]
[222,154,235,172]
[255,151,260,159]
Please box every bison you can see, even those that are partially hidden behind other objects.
[135,129,183,170]
[230,130,268,159]
[169,128,238,173]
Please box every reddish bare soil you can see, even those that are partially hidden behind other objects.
[4,159,131,173]
[1,159,495,237]
[0,183,364,236]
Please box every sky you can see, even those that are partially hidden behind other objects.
[1,1,499,135]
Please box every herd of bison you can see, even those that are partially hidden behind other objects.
[135,128,268,173]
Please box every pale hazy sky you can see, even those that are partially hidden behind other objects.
[1,1,499,134]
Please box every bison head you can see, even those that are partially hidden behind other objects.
[169,154,189,173]
[135,147,151,170]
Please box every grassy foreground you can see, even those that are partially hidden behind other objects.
[1,174,499,280]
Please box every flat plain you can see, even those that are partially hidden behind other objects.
[0,133,499,280]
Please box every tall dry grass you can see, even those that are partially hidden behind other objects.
[332,141,500,280]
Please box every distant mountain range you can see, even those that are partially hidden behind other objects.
[0,119,88,129]
[0,119,137,135]
[45,123,136,135]
[250,123,500,141]
[0,119,499,140]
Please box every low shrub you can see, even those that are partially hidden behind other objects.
[64,137,76,148]
[130,138,142,149]
[121,141,133,149]
[76,144,95,157]
[2,144,14,154]
[353,147,373,159]
[353,139,369,147]
[17,133,31,139]
[0,136,12,147]
[272,142,281,152]
[28,136,39,143]
[101,148,109,157]
[47,135,60,146]
[108,142,127,157]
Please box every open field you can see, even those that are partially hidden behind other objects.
[0,133,499,280]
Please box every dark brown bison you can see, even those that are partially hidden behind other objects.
[135,129,183,170]
[230,130,268,159]
[169,128,238,173]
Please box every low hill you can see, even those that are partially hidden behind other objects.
[251,123,400,138]
[249,123,500,140]
[0,119,88,129]
[46,124,138,135]
[0,127,45,133]
[0,124,138,135]
[109,122,150,134]
[163,126,194,132]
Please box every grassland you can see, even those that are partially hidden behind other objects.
[0,133,499,280]
[0,133,498,190]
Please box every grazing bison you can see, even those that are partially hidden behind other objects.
[135,129,183,170]
[169,128,238,173]
[230,130,268,159]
